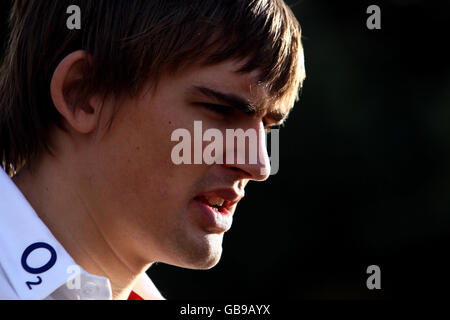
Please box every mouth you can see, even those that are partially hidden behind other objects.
[194,195,232,215]
[190,191,244,233]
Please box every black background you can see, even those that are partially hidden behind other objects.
[1,0,449,300]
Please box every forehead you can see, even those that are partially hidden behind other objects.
[174,59,291,124]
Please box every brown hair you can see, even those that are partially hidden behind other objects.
[0,0,305,177]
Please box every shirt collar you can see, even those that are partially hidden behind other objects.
[0,169,163,300]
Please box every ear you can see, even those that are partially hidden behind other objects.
[50,50,99,134]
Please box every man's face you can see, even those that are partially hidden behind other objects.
[81,60,282,270]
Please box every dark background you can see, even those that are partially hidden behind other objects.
[1,0,449,300]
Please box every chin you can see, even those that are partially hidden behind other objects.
[191,250,223,270]
[168,233,225,270]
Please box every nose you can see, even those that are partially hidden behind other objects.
[223,121,271,182]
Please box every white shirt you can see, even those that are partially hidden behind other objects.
[0,168,164,300]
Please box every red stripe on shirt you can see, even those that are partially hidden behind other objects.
[128,291,144,300]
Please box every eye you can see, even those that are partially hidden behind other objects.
[199,103,232,116]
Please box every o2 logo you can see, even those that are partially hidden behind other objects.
[21,242,57,290]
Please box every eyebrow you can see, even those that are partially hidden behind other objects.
[190,85,288,125]
[192,86,257,114]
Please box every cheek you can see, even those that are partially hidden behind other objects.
[103,96,202,212]
[119,117,176,202]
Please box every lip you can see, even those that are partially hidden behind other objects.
[197,188,245,211]
[191,198,233,233]
[190,188,244,233]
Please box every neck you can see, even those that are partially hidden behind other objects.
[12,155,150,300]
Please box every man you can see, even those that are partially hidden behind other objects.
[0,0,305,300]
